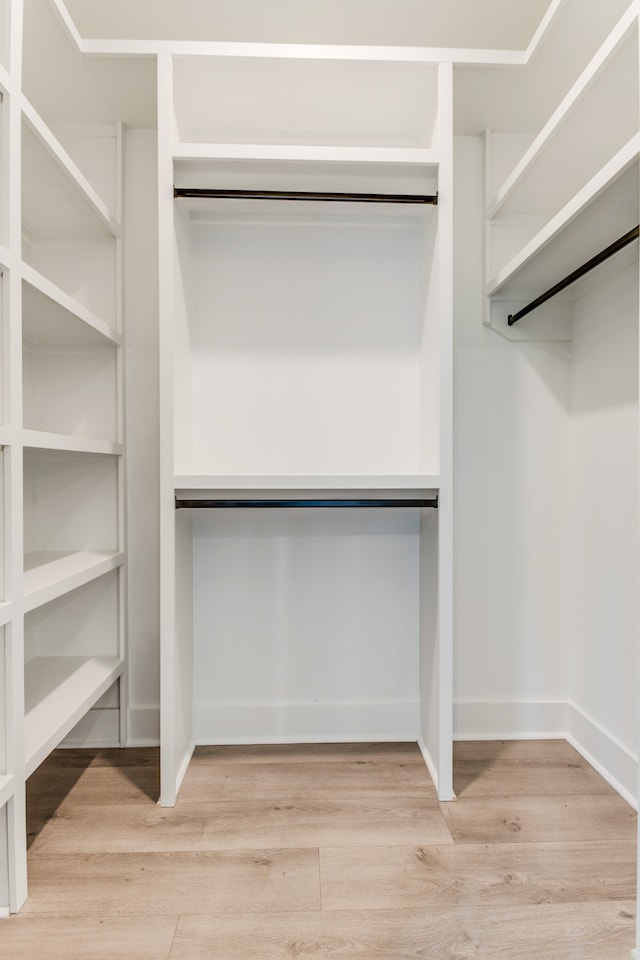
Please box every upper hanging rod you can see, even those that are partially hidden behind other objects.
[176,497,438,510]
[508,224,640,326]
[174,187,438,205]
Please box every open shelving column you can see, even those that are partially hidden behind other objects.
[158,45,454,806]
[0,0,127,913]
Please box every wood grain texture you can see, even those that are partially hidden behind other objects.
[21,849,321,917]
[29,795,452,855]
[179,756,436,803]
[319,840,637,910]
[169,902,637,960]
[440,793,637,844]
[0,917,178,960]
[16,741,638,959]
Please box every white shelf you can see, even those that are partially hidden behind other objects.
[24,655,123,777]
[23,550,124,613]
[0,603,12,629]
[22,264,122,346]
[0,775,13,809]
[175,474,440,495]
[487,139,639,298]
[488,5,638,219]
[174,142,440,165]
[22,97,121,237]
[22,430,122,456]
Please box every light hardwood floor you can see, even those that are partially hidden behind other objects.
[0,740,636,958]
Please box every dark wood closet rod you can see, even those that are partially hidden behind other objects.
[175,498,439,509]
[174,187,438,205]
[508,224,640,326]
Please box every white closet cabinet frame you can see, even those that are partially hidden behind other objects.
[0,0,127,914]
[158,50,453,806]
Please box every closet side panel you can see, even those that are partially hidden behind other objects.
[568,260,639,802]
[123,129,161,746]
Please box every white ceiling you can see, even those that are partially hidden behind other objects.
[61,0,551,50]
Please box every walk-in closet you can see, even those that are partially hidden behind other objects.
[0,0,638,956]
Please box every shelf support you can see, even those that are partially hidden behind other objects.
[507,224,640,326]
[174,187,438,205]
[175,497,439,509]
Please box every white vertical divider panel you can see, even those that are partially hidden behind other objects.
[158,54,194,806]
[115,120,127,747]
[419,61,453,801]
[6,0,26,913]
[631,26,640,958]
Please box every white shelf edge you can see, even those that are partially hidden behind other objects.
[20,262,122,346]
[488,4,639,219]
[23,550,125,614]
[0,601,13,627]
[487,134,640,297]
[0,774,14,809]
[174,142,440,166]
[0,425,15,447]
[0,243,11,270]
[22,429,123,456]
[21,96,122,239]
[24,656,124,777]
[80,37,527,65]
[174,474,441,492]
[0,62,11,94]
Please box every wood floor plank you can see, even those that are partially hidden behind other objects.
[441,793,637,844]
[28,762,159,812]
[453,740,582,762]
[0,916,178,960]
[179,757,436,803]
[20,849,321,917]
[319,840,637,910]
[453,755,615,798]
[168,902,637,960]
[29,795,452,855]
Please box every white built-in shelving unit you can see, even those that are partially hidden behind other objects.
[484,0,639,340]
[0,0,127,913]
[158,48,454,806]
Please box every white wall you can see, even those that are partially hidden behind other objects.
[453,135,638,803]
[453,135,571,736]
[568,260,638,799]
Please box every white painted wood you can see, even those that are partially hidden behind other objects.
[174,142,439,166]
[22,431,122,455]
[23,549,124,612]
[489,4,638,218]
[24,654,123,776]
[21,263,121,345]
[0,775,12,809]
[172,57,440,150]
[175,474,440,493]
[82,37,528,65]
[487,139,639,297]
[21,98,121,235]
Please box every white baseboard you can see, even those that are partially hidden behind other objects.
[61,708,121,748]
[453,699,568,740]
[126,706,160,746]
[566,702,637,809]
[193,700,420,744]
[453,698,638,808]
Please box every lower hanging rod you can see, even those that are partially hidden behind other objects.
[174,187,438,205]
[176,497,438,510]
[508,224,640,326]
